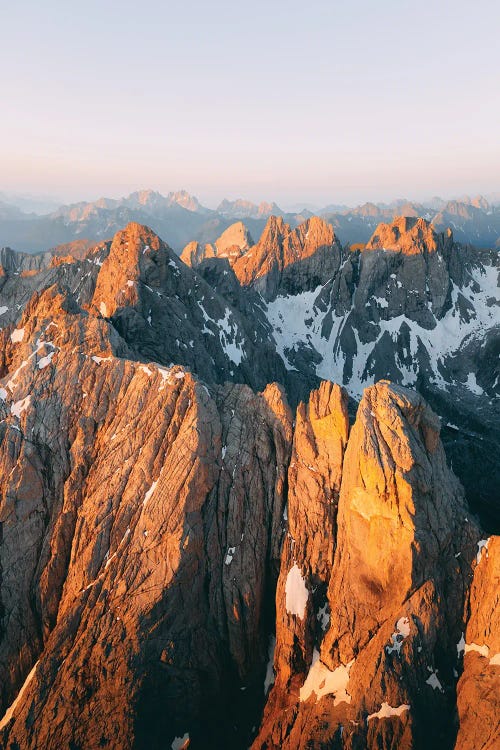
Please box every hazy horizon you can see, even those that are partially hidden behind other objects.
[2,185,500,216]
[2,0,499,207]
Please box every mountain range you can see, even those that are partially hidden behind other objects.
[0,211,498,748]
[1,188,500,253]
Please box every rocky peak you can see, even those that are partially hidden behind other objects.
[232,216,343,300]
[255,214,288,249]
[216,199,283,219]
[179,240,216,267]
[166,189,204,213]
[180,222,253,268]
[255,381,480,749]
[215,221,253,257]
[91,222,175,317]
[365,216,453,255]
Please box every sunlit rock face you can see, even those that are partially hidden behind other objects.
[0,219,498,749]
[253,381,481,750]
[180,221,253,268]
[455,536,500,750]
[0,284,293,748]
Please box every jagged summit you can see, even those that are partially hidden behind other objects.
[124,189,206,214]
[231,215,342,299]
[216,198,283,219]
[180,220,253,267]
[365,215,453,255]
[215,220,253,254]
[180,215,342,301]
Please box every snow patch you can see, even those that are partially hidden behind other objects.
[464,642,490,658]
[285,564,308,619]
[218,309,244,365]
[158,367,171,381]
[0,306,8,315]
[426,670,443,691]
[317,602,330,631]
[300,649,354,704]
[11,395,31,418]
[10,328,24,343]
[143,480,158,507]
[38,351,55,369]
[386,617,411,655]
[476,538,490,564]
[367,703,410,722]
[0,387,7,400]
[225,546,236,565]
[465,373,484,396]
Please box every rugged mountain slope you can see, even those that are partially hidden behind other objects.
[0,222,288,395]
[263,216,499,395]
[216,199,284,220]
[2,216,498,523]
[0,308,496,748]
[254,382,481,750]
[252,216,499,525]
[231,216,343,301]
[0,217,498,749]
[0,287,292,748]
[190,215,343,302]
[455,536,500,750]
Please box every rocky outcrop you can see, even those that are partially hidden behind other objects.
[0,291,293,749]
[180,221,253,268]
[365,215,454,256]
[265,216,500,525]
[259,382,349,733]
[455,536,500,750]
[231,215,343,300]
[0,246,53,275]
[91,223,288,391]
[180,239,217,267]
[254,381,480,749]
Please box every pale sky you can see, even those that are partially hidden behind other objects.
[1,0,499,207]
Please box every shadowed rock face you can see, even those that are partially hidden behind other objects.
[0,221,498,750]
